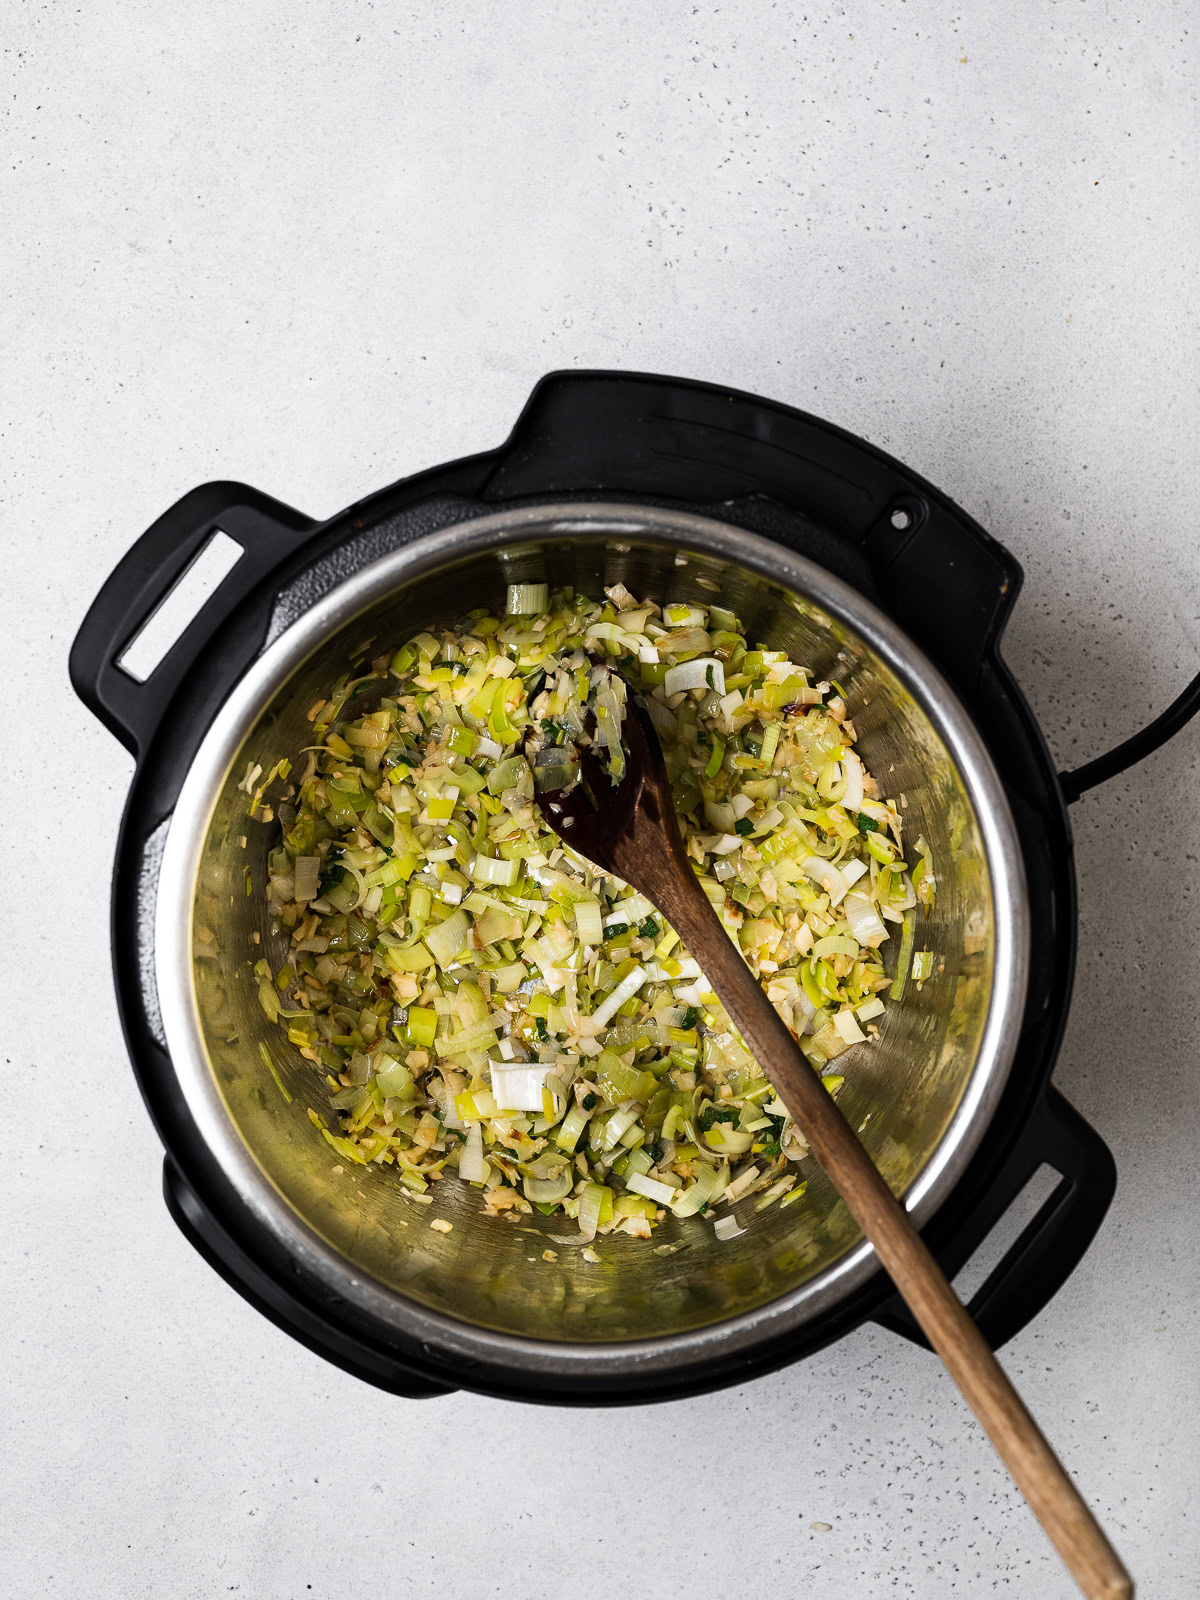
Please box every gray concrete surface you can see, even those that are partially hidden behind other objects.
[3,3,1197,1596]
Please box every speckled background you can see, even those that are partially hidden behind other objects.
[3,3,1197,1597]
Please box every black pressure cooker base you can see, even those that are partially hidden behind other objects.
[72,368,1188,1404]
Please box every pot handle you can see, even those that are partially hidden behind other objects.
[69,482,315,760]
[162,1160,456,1399]
[1059,665,1200,802]
[874,1087,1116,1351]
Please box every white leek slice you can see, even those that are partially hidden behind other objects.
[590,965,648,1028]
[664,657,726,697]
[801,856,851,905]
[489,1061,551,1112]
[625,1172,676,1206]
[833,1009,866,1045]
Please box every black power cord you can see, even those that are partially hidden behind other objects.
[1059,667,1200,803]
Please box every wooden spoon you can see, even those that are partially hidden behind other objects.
[534,699,1132,1600]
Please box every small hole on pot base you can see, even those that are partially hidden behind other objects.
[890,507,912,531]
[117,529,243,682]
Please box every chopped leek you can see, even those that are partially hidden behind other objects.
[426,909,469,967]
[625,1171,676,1206]
[506,581,549,617]
[911,949,936,983]
[471,852,520,888]
[489,1061,551,1111]
[257,579,927,1244]
[404,1006,438,1048]
[890,909,917,1000]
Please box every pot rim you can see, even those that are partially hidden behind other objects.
[155,502,1030,1378]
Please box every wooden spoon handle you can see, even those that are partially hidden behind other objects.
[654,875,1133,1600]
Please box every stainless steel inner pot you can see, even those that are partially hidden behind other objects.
[155,504,1029,1381]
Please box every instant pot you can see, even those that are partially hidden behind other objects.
[70,371,1200,1403]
